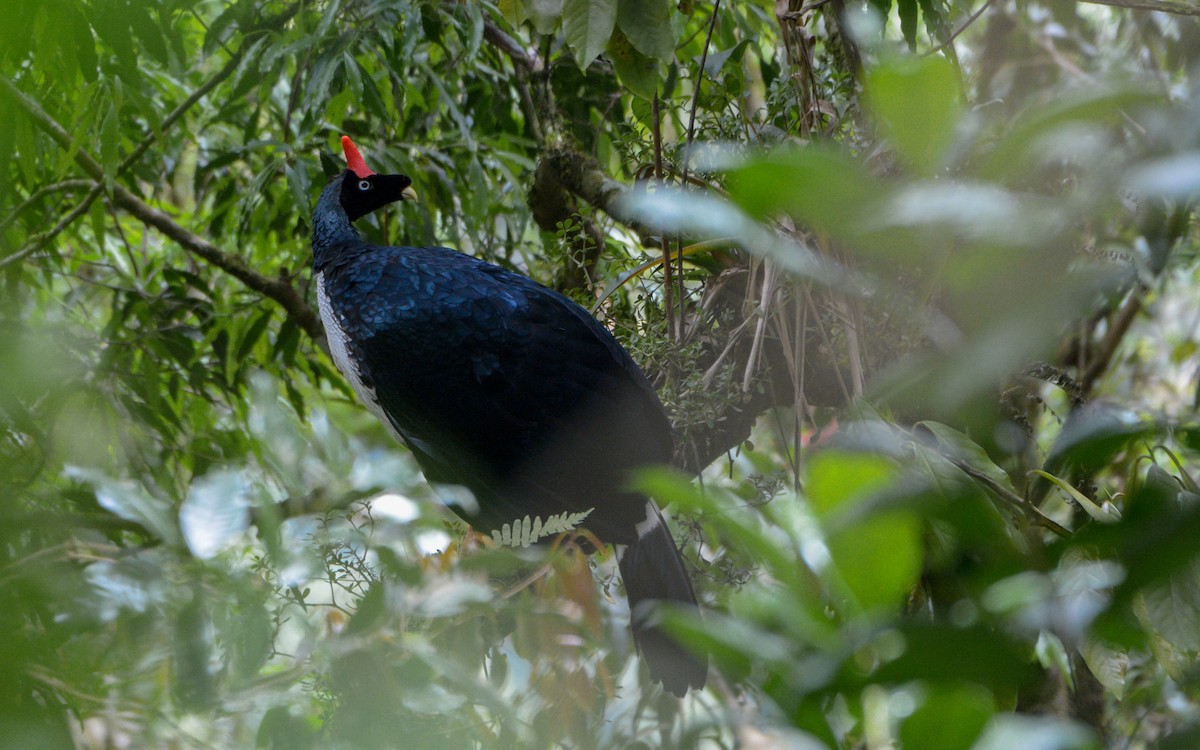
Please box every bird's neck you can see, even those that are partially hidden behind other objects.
[311,176,360,268]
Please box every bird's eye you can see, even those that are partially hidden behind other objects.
[358,180,372,191]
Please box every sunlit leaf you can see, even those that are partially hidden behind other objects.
[65,466,180,545]
[179,469,251,560]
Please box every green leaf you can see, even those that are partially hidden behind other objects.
[828,510,924,613]
[616,189,836,283]
[805,452,896,519]
[806,453,922,613]
[563,0,616,69]
[702,39,751,78]
[899,683,993,750]
[862,623,1040,690]
[979,86,1159,181]
[1079,637,1127,699]
[1042,403,1156,479]
[129,3,169,65]
[526,0,563,34]
[898,0,919,49]
[868,0,893,22]
[725,146,880,238]
[864,56,961,175]
[607,26,661,99]
[616,0,674,61]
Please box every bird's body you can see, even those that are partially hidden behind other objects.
[311,137,705,695]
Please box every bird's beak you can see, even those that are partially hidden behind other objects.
[402,186,419,202]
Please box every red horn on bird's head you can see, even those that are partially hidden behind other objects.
[341,136,376,178]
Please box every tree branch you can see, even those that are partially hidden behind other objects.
[0,3,300,272]
[0,74,324,348]
[1077,0,1200,14]
[538,148,648,234]
[482,17,543,73]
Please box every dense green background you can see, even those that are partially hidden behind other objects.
[3,0,1200,747]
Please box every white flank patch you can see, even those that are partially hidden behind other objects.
[635,501,662,539]
[316,272,403,443]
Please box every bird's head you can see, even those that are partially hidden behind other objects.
[338,135,418,222]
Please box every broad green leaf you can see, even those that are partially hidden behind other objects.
[1042,403,1156,479]
[563,0,616,69]
[805,452,896,518]
[898,0,919,49]
[1126,152,1200,201]
[702,39,751,77]
[859,623,1040,689]
[828,510,923,613]
[916,421,1013,489]
[865,56,961,175]
[899,683,993,750]
[806,453,922,612]
[1079,637,1127,699]
[724,146,880,238]
[526,0,563,34]
[173,594,215,710]
[607,26,661,99]
[979,86,1160,181]
[496,0,526,26]
[616,0,674,61]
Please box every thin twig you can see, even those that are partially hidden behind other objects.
[0,179,94,234]
[925,0,997,57]
[652,91,675,341]
[0,183,104,269]
[1078,0,1200,15]
[679,1,722,339]
[955,461,1072,538]
[1080,288,1143,396]
[482,17,543,72]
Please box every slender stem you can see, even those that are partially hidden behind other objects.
[652,91,675,342]
[0,184,104,269]
[679,1,722,338]
[0,179,94,235]
[1078,0,1200,15]
[1080,288,1143,396]
[924,0,997,57]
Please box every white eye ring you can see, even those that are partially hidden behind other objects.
[358,179,372,190]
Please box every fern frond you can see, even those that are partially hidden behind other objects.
[490,508,594,548]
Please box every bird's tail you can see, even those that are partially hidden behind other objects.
[616,502,707,696]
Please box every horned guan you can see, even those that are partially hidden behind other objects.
[311,136,706,695]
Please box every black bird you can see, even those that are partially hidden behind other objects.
[311,136,706,695]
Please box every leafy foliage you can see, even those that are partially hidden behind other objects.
[4,0,1200,748]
